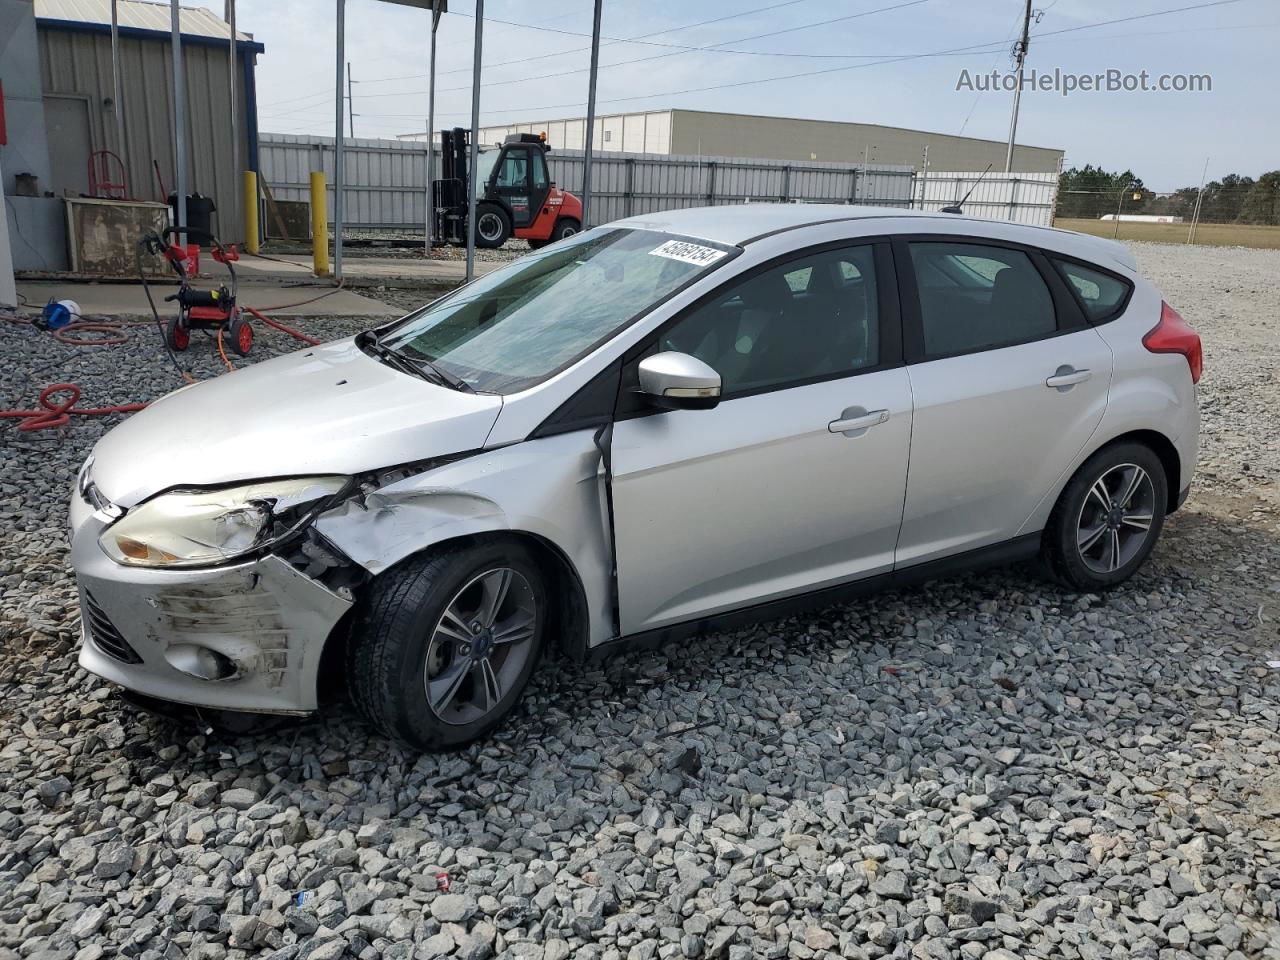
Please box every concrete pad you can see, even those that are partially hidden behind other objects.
[17,280,401,318]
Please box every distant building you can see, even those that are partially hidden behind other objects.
[1,0,262,271]
[1100,214,1184,223]
[400,108,1064,174]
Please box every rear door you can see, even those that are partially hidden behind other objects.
[894,237,1114,567]
[610,241,912,634]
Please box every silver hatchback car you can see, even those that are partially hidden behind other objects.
[71,205,1201,749]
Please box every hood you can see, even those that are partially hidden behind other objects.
[91,338,503,506]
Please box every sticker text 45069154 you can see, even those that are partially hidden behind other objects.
[648,239,728,267]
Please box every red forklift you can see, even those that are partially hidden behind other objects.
[432,129,583,250]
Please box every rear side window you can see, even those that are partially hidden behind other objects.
[908,242,1056,357]
[1054,260,1130,322]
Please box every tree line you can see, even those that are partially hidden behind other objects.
[1055,165,1280,225]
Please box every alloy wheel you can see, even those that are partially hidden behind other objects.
[423,568,537,725]
[1075,463,1156,574]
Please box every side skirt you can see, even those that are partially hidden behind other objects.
[586,532,1042,662]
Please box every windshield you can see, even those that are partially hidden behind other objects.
[473,148,499,197]
[378,228,737,394]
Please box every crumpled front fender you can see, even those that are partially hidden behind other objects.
[312,431,615,647]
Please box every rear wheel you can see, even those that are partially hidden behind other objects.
[474,203,511,249]
[551,217,580,243]
[167,316,190,351]
[348,541,546,750]
[1042,442,1167,590]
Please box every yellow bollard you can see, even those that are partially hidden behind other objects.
[310,171,330,277]
[243,171,260,254]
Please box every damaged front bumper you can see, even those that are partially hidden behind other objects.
[71,492,352,714]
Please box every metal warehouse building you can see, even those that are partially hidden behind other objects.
[428,108,1063,175]
[1,0,261,271]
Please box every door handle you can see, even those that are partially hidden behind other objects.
[1046,366,1092,389]
[829,409,889,435]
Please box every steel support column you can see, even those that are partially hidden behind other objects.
[170,0,187,235]
[464,0,483,282]
[334,0,346,280]
[580,0,603,228]
[425,1,442,252]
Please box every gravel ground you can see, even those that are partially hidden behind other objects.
[2,242,1278,960]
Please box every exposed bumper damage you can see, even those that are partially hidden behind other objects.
[72,501,352,714]
[71,428,614,714]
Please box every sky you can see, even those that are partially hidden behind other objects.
[196,0,1278,189]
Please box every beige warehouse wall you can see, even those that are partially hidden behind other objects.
[669,110,1062,173]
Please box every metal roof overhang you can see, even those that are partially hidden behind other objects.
[35,17,265,53]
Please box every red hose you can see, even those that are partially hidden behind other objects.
[244,306,322,346]
[6,304,324,432]
[0,383,148,433]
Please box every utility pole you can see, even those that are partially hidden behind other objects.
[1004,0,1032,174]
[347,62,355,139]
[1187,156,1209,244]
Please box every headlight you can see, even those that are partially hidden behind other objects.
[99,476,349,568]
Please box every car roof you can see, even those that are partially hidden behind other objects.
[611,204,1138,273]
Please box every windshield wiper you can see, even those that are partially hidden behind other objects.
[414,356,474,393]
[358,330,474,392]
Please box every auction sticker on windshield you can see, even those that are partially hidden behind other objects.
[649,239,728,266]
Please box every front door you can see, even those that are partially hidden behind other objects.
[492,146,535,229]
[610,241,913,634]
[894,238,1114,567]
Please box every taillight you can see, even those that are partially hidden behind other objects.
[1143,301,1202,384]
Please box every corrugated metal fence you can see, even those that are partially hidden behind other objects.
[914,171,1059,225]
[544,149,916,223]
[259,134,1058,232]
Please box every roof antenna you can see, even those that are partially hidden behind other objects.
[941,163,993,214]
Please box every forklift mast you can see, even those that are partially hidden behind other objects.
[439,127,470,191]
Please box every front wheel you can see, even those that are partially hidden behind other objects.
[473,203,511,249]
[1041,442,1167,590]
[348,542,545,750]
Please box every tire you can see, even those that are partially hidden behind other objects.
[167,316,190,351]
[228,314,253,357]
[473,203,511,249]
[551,218,580,243]
[526,238,547,250]
[348,541,546,750]
[1041,442,1168,591]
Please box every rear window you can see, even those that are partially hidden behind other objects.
[1055,260,1130,322]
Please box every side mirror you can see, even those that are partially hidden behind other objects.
[637,352,721,410]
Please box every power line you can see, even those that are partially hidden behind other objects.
[352,0,818,86]
[349,0,931,101]
[262,0,1252,130]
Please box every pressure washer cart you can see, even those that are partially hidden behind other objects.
[146,227,254,356]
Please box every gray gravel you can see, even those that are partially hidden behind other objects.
[2,242,1279,960]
